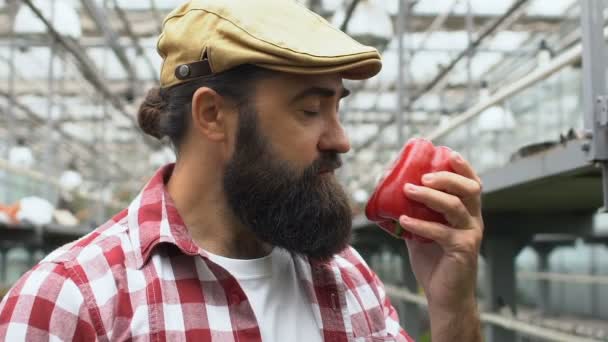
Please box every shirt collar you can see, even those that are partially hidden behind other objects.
[126,163,342,276]
[128,163,200,269]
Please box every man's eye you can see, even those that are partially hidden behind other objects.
[303,110,320,117]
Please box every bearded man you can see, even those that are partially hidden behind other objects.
[0,1,483,341]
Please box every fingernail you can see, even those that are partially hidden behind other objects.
[400,215,412,225]
[405,183,418,192]
[422,173,434,182]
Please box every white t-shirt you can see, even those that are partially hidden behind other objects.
[206,248,322,342]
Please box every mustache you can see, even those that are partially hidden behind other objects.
[307,152,343,174]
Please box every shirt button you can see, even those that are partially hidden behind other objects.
[330,292,339,311]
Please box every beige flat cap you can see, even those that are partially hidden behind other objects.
[157,0,383,88]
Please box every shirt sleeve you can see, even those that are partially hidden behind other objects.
[0,262,97,341]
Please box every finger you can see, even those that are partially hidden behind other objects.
[450,151,482,186]
[401,215,483,257]
[399,214,451,245]
[420,171,482,215]
[404,183,473,229]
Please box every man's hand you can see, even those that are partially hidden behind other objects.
[398,151,483,341]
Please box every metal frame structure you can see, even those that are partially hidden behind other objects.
[581,0,608,211]
[2,1,608,341]
[351,217,607,341]
[0,0,586,199]
[349,3,608,341]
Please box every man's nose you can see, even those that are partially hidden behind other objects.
[318,117,351,154]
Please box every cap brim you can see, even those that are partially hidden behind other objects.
[256,58,382,80]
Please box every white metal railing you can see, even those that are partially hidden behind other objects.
[384,284,604,342]
[0,159,62,189]
[417,22,608,177]
[518,271,608,285]
[0,158,57,205]
[0,158,126,213]
[425,10,608,143]
[425,43,583,141]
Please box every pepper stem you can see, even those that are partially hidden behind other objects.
[393,221,404,238]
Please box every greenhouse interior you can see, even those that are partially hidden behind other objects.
[1,0,608,341]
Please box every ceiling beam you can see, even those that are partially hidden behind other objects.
[4,69,519,96]
[409,0,532,106]
[0,8,568,39]
[3,79,153,97]
[352,0,532,153]
[340,0,361,31]
[404,13,566,33]
[80,0,137,91]
[343,0,462,123]
[148,0,165,34]
[21,0,158,150]
[81,0,137,104]
[0,89,133,178]
[111,0,159,83]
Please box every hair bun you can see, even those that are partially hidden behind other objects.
[137,87,167,139]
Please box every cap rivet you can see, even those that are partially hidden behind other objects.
[177,64,191,78]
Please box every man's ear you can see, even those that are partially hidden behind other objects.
[191,87,231,141]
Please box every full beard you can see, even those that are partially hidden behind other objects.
[223,106,352,262]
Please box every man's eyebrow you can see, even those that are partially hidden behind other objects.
[290,86,351,103]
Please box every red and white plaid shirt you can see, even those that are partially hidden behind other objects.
[0,164,413,341]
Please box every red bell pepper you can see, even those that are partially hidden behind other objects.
[365,138,454,242]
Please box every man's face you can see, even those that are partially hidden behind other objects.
[223,73,353,261]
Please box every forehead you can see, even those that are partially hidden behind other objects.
[256,72,345,96]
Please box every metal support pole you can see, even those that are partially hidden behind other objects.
[27,248,36,268]
[465,0,474,159]
[590,245,599,317]
[7,0,19,153]
[397,0,406,144]
[0,246,7,286]
[581,0,608,211]
[97,101,107,224]
[558,67,565,133]
[58,49,68,175]
[602,166,608,212]
[534,245,554,315]
[559,251,565,312]
[398,246,423,339]
[46,0,58,200]
[482,236,526,342]
[94,0,110,226]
